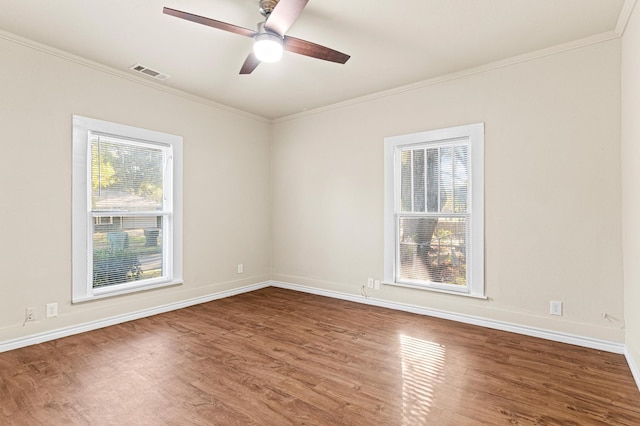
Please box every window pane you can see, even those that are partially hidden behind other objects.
[412,149,425,212]
[426,148,439,213]
[440,147,453,213]
[92,216,164,288]
[400,150,412,212]
[454,145,468,213]
[398,216,467,285]
[91,136,164,212]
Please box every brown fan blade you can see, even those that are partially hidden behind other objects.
[264,0,309,36]
[163,7,257,38]
[240,52,261,74]
[284,36,350,64]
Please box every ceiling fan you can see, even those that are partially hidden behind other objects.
[163,0,350,74]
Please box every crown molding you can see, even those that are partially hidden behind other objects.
[616,0,638,36]
[0,28,270,124]
[0,6,631,126]
[273,30,620,124]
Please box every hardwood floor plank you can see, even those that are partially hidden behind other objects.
[1,287,639,425]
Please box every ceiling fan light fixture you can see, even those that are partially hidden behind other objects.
[253,32,284,63]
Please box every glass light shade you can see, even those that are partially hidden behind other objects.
[253,32,284,63]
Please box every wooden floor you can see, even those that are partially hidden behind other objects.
[1,287,639,425]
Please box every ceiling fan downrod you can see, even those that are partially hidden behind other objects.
[259,0,279,17]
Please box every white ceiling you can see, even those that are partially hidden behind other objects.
[0,0,629,119]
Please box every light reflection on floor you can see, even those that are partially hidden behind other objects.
[400,334,446,424]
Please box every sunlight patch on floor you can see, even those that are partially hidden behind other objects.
[400,334,446,424]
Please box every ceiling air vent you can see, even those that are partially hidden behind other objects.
[129,64,170,81]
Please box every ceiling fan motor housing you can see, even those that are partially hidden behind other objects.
[259,0,279,17]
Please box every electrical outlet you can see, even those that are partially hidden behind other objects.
[550,301,563,316]
[374,279,381,290]
[237,264,244,274]
[367,277,374,289]
[25,307,37,322]
[46,302,58,318]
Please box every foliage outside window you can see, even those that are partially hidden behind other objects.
[384,123,484,297]
[72,116,183,302]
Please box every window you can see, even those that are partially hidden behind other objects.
[72,115,183,302]
[384,123,484,297]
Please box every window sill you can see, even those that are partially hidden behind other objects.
[72,280,183,304]
[384,281,488,300]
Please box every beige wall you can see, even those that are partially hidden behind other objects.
[0,35,271,341]
[272,40,624,342]
[622,5,640,371]
[0,28,628,349]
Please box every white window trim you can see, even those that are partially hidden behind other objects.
[384,123,485,298]
[72,115,183,303]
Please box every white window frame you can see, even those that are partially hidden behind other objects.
[384,123,485,298]
[72,115,183,303]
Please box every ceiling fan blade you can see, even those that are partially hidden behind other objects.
[163,7,257,38]
[240,52,261,74]
[264,0,309,36]
[284,36,350,64]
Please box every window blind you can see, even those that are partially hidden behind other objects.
[397,142,470,286]
[90,134,169,288]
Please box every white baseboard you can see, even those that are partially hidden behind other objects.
[2,278,638,392]
[0,279,629,360]
[0,281,270,353]
[625,347,640,392]
[271,280,626,355]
